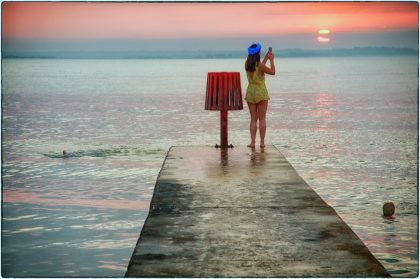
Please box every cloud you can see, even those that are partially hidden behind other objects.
[3,2,418,40]
[3,30,418,53]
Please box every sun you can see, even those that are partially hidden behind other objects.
[318,29,330,35]
[317,29,331,43]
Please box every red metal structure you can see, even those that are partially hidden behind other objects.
[205,72,243,148]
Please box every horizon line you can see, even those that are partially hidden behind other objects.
[3,46,418,59]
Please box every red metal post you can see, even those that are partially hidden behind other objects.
[205,72,242,148]
[220,110,228,147]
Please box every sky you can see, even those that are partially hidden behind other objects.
[2,1,419,53]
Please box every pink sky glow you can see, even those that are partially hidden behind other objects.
[2,2,418,40]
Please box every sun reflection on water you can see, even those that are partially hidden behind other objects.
[3,188,150,210]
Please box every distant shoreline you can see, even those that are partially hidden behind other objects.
[2,47,418,60]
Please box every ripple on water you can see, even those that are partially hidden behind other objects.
[43,146,167,159]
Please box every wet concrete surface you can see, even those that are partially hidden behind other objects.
[126,145,390,277]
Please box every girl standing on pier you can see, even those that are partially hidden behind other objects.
[245,43,276,148]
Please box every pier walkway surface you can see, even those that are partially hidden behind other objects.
[126,145,390,277]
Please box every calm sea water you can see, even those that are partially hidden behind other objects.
[2,57,418,277]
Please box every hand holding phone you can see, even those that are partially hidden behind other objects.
[267,47,274,60]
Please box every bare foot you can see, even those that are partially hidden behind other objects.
[260,144,266,148]
[247,144,255,148]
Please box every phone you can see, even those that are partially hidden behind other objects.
[268,47,272,52]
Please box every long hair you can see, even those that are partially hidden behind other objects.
[245,52,260,72]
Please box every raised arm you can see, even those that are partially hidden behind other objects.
[259,51,276,75]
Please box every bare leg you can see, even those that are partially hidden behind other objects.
[257,100,268,147]
[247,102,258,148]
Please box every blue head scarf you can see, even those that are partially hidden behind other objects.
[248,43,261,55]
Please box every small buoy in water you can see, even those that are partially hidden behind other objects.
[383,202,395,218]
[63,150,68,158]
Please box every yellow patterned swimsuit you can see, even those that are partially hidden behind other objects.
[245,63,270,104]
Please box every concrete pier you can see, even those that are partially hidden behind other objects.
[126,145,390,277]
